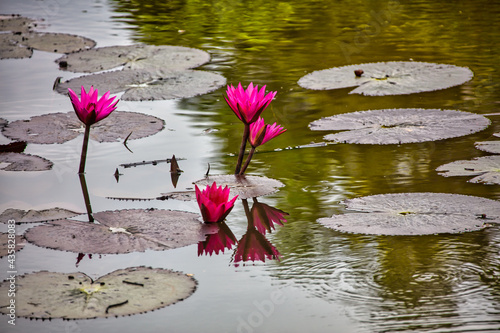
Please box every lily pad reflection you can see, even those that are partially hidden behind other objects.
[298,61,473,96]
[309,108,490,145]
[0,266,197,319]
[318,193,500,235]
[436,155,500,185]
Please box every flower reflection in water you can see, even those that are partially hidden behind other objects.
[198,197,288,266]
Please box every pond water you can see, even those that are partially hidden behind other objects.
[1,0,499,332]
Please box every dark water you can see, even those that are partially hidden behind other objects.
[0,0,499,332]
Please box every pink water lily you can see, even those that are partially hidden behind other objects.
[68,86,118,126]
[225,82,276,125]
[249,117,286,148]
[195,182,238,223]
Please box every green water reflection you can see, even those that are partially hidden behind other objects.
[109,0,500,331]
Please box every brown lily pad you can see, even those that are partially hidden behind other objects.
[318,193,500,235]
[55,69,226,101]
[0,232,25,258]
[2,111,164,144]
[55,44,210,73]
[436,155,500,185]
[25,209,211,254]
[0,266,197,319]
[0,14,36,33]
[475,140,500,154]
[298,61,473,96]
[0,207,82,224]
[193,175,285,199]
[309,108,490,145]
[0,152,53,171]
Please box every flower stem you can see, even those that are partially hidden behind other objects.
[235,124,250,174]
[78,124,91,174]
[78,173,94,223]
[239,146,256,175]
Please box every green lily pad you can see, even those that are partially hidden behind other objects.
[309,108,490,145]
[298,61,473,96]
[0,207,82,224]
[436,155,500,185]
[318,193,500,235]
[55,44,210,73]
[2,111,164,144]
[475,140,500,154]
[0,32,95,60]
[0,232,25,258]
[55,69,226,101]
[0,152,53,171]
[25,209,211,254]
[193,175,285,199]
[0,266,197,319]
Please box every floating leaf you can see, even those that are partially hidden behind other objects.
[0,152,53,171]
[55,44,210,73]
[0,207,82,224]
[298,61,473,96]
[2,111,164,144]
[318,193,500,235]
[194,175,285,199]
[159,191,197,201]
[475,140,500,154]
[436,155,500,185]
[25,209,211,254]
[55,69,226,101]
[309,108,490,145]
[0,266,197,319]
[0,232,25,258]
[0,15,36,33]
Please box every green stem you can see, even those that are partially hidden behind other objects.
[78,124,91,174]
[78,173,94,223]
[235,124,250,174]
[239,146,256,175]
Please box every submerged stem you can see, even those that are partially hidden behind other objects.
[235,124,250,174]
[239,146,256,175]
[78,124,91,174]
[78,173,94,223]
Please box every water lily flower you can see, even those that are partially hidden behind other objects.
[68,86,118,126]
[224,82,277,174]
[240,117,286,175]
[224,82,276,125]
[68,86,119,174]
[195,182,238,223]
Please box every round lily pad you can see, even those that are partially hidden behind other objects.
[0,266,197,319]
[0,32,95,60]
[0,152,53,171]
[298,61,473,96]
[309,108,490,145]
[55,44,210,73]
[193,175,285,199]
[0,14,36,33]
[436,155,500,185]
[475,140,500,154]
[0,207,82,224]
[0,232,25,258]
[25,209,211,254]
[318,193,500,235]
[55,69,226,101]
[2,111,164,144]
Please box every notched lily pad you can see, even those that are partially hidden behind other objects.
[475,140,500,154]
[25,209,211,254]
[55,44,210,73]
[0,232,25,257]
[436,155,500,185]
[318,193,500,235]
[298,61,473,96]
[0,207,82,224]
[194,175,285,199]
[309,108,490,144]
[55,69,226,101]
[0,152,53,171]
[2,111,164,144]
[0,266,197,319]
